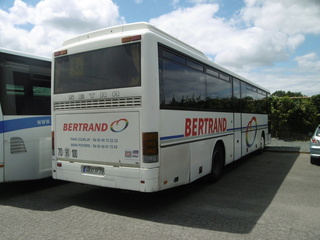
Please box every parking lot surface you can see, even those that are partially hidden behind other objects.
[0,152,319,240]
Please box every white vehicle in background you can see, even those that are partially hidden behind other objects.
[310,125,320,165]
[0,48,51,182]
[52,22,270,192]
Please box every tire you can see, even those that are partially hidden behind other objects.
[258,135,265,154]
[208,145,224,183]
[310,157,319,165]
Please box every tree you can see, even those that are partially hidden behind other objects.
[270,96,295,138]
[270,91,319,140]
[311,94,320,124]
[272,91,305,98]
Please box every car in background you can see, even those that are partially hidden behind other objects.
[310,125,320,165]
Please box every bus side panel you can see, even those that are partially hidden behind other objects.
[159,110,234,187]
[241,114,268,156]
[189,139,214,182]
[159,144,190,191]
[233,112,242,161]
[3,116,51,182]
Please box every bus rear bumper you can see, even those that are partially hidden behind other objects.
[54,161,159,192]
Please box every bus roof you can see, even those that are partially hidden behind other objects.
[62,22,207,60]
[60,22,269,94]
[0,47,51,62]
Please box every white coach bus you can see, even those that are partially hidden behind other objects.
[52,22,270,192]
[0,48,51,182]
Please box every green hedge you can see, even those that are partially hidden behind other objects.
[270,91,320,140]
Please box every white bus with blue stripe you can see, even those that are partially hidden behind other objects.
[0,48,51,182]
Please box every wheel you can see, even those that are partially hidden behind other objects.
[258,135,265,154]
[208,145,224,183]
[310,157,319,165]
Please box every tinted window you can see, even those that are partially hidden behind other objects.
[160,59,206,109]
[0,56,51,115]
[54,43,141,94]
[159,45,232,111]
[241,82,268,114]
[206,75,232,110]
[233,78,241,111]
[158,45,268,113]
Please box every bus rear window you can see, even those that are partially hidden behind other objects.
[54,43,141,94]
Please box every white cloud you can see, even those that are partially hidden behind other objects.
[150,2,303,70]
[214,28,295,69]
[5,0,31,24]
[295,53,320,72]
[0,0,124,56]
[247,71,320,96]
[171,0,180,8]
[150,0,320,95]
[188,0,218,4]
[35,0,123,33]
[241,0,320,35]
[1,0,319,95]
[150,4,227,55]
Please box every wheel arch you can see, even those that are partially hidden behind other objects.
[214,140,226,166]
[208,139,226,183]
[261,130,265,140]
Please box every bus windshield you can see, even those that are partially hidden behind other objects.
[54,43,141,94]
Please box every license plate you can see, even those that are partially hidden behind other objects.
[82,166,105,176]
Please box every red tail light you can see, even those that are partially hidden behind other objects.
[143,132,158,155]
[142,132,159,163]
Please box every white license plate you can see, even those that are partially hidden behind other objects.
[82,166,105,176]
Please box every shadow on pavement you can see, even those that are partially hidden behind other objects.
[0,152,299,233]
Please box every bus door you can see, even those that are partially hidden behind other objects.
[233,79,242,160]
[0,63,5,182]
[2,64,34,182]
[0,107,3,182]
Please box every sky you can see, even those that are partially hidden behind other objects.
[0,0,320,96]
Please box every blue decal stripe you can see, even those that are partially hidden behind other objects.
[0,116,51,134]
[227,124,268,132]
[160,134,184,141]
[0,121,3,134]
[161,124,268,141]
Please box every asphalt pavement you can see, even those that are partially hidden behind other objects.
[0,152,319,240]
[266,138,310,153]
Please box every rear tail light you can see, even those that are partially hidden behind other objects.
[143,132,159,163]
[311,138,319,144]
